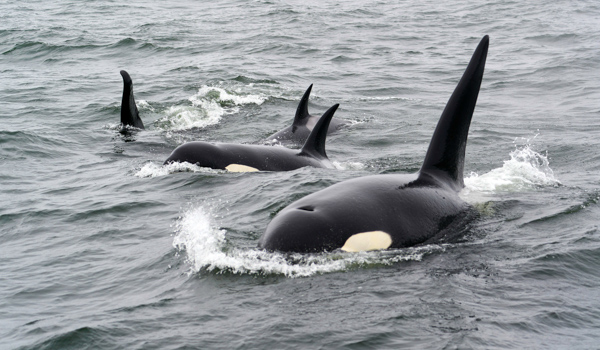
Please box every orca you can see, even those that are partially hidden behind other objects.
[164,104,340,172]
[120,70,145,130]
[265,84,347,145]
[259,36,489,253]
[117,72,340,145]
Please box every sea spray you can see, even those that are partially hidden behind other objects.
[135,161,218,178]
[154,84,267,132]
[465,145,560,194]
[172,205,438,277]
[135,160,366,178]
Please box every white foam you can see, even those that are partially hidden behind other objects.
[194,86,267,106]
[156,104,224,131]
[357,96,418,102]
[333,161,366,171]
[155,85,267,132]
[348,119,367,126]
[173,205,435,278]
[464,145,560,195]
[136,100,153,111]
[105,122,121,131]
[135,161,217,178]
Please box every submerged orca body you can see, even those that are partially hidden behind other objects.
[164,104,340,172]
[120,70,145,130]
[265,85,347,145]
[259,36,489,253]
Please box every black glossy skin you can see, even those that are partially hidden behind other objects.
[164,104,340,172]
[120,70,144,130]
[266,119,347,146]
[259,173,470,252]
[265,84,347,146]
[164,142,334,171]
[259,36,489,253]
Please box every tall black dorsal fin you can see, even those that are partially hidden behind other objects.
[120,70,145,129]
[299,104,339,159]
[292,84,313,130]
[419,35,488,190]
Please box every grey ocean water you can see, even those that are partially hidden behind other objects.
[1,0,600,349]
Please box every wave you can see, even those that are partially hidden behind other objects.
[135,159,366,178]
[173,205,441,278]
[464,145,560,195]
[135,161,219,178]
[153,84,268,132]
[0,130,70,159]
[24,326,119,350]
[524,33,579,43]
[332,161,365,171]
[2,40,102,56]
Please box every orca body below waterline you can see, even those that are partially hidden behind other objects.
[259,36,490,253]
[164,104,340,172]
[265,85,347,145]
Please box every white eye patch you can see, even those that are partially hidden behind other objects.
[341,231,392,252]
[225,164,259,172]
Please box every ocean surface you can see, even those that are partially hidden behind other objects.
[2,0,600,349]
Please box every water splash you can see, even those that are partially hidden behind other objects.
[464,145,561,194]
[136,100,153,110]
[155,85,267,131]
[193,85,267,106]
[332,161,365,171]
[135,160,366,178]
[172,205,437,278]
[171,142,560,277]
[156,104,223,131]
[135,161,219,178]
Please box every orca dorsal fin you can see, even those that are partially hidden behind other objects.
[299,104,339,159]
[419,36,488,190]
[292,84,313,131]
[120,70,145,130]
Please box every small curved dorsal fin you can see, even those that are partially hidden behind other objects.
[299,104,339,160]
[292,84,313,130]
[419,35,488,190]
[120,70,145,130]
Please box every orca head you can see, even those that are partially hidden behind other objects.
[259,202,340,253]
[259,191,402,253]
[259,174,420,253]
[164,141,220,167]
[259,187,379,253]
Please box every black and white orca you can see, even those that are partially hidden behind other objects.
[164,104,340,172]
[265,85,347,145]
[259,36,489,253]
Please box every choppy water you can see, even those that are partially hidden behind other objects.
[2,0,600,349]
